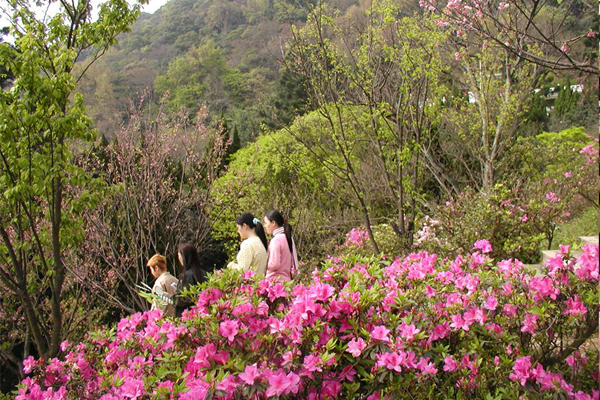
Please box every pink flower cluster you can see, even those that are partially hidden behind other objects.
[341,227,370,248]
[16,242,599,399]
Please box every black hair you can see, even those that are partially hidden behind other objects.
[177,243,205,280]
[236,212,268,251]
[265,209,293,254]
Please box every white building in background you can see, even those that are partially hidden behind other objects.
[467,84,583,105]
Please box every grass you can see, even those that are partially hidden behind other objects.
[552,206,599,249]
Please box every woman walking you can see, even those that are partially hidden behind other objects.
[227,212,269,277]
[175,243,208,317]
[263,209,298,282]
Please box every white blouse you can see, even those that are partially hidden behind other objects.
[227,236,268,277]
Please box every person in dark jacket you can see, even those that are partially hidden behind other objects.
[174,243,208,317]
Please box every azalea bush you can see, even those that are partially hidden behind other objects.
[15,240,599,399]
[414,185,546,263]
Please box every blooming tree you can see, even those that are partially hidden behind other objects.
[73,96,230,314]
[419,0,598,73]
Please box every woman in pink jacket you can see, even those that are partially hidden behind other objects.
[263,209,299,282]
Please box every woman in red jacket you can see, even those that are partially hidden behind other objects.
[263,210,299,282]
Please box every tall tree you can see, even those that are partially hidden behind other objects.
[286,0,447,253]
[0,0,144,377]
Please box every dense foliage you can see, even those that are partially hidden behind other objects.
[14,240,599,399]
[1,0,598,396]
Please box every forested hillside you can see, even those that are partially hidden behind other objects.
[77,0,364,141]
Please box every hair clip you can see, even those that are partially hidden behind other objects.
[253,217,260,226]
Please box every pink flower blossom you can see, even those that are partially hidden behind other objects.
[370,325,391,342]
[417,357,438,375]
[400,323,420,341]
[430,323,449,341]
[520,313,538,335]
[473,239,492,254]
[346,337,367,357]
[443,356,459,372]
[563,295,587,317]
[120,379,145,400]
[218,320,239,342]
[484,295,498,311]
[509,356,532,386]
[238,364,261,385]
[560,44,568,53]
[265,370,290,398]
[454,52,461,61]
[22,356,36,374]
[216,374,239,391]
[302,354,323,373]
[498,2,509,10]
[450,314,470,331]
[377,352,402,372]
[321,380,342,398]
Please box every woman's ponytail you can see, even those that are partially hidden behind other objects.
[254,221,268,251]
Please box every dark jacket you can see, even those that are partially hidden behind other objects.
[174,268,207,317]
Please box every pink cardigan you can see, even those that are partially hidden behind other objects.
[266,230,292,282]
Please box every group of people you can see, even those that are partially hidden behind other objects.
[146,209,297,317]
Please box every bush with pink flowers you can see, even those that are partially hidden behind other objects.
[15,240,599,399]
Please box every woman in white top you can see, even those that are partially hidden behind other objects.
[227,212,268,277]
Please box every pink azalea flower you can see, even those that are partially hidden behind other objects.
[443,356,458,372]
[219,320,239,342]
[265,370,289,398]
[60,341,70,352]
[216,374,239,391]
[425,285,437,298]
[339,365,357,382]
[509,356,533,386]
[346,337,367,357]
[302,354,323,373]
[473,239,492,254]
[22,356,36,374]
[400,323,420,341]
[484,295,498,311]
[370,325,391,342]
[267,283,287,302]
[545,191,560,203]
[417,357,438,375]
[285,372,300,395]
[120,379,145,400]
[563,295,587,317]
[450,314,470,331]
[238,364,261,385]
[321,380,342,398]
[430,323,449,341]
[520,313,538,335]
[377,352,402,372]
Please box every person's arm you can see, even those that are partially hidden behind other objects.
[267,238,282,275]
[230,240,253,271]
